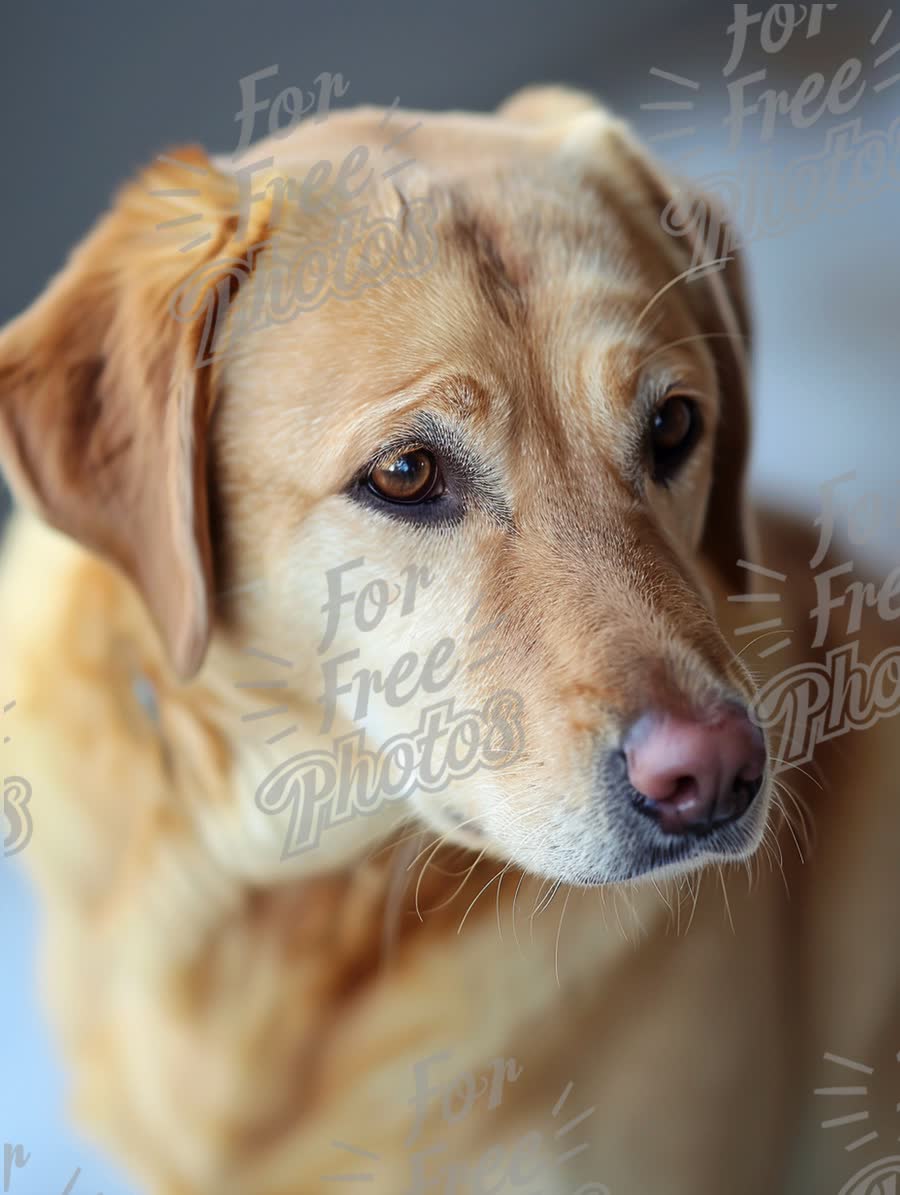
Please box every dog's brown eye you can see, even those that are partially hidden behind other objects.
[368,448,441,504]
[650,395,701,483]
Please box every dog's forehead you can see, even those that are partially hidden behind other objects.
[235,189,667,415]
[229,103,576,178]
[230,99,681,328]
[222,109,710,482]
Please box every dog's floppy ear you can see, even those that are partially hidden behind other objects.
[560,107,755,593]
[498,84,599,125]
[655,175,755,595]
[505,94,755,591]
[682,211,755,594]
[0,148,270,678]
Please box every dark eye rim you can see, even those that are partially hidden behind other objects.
[348,441,464,527]
[648,393,703,485]
[365,445,445,505]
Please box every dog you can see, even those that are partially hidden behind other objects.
[0,85,897,1195]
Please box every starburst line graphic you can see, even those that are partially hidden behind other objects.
[815,1050,900,1152]
[146,92,423,255]
[641,101,695,111]
[382,120,422,154]
[323,1138,381,1182]
[872,8,900,91]
[641,64,699,146]
[321,1076,597,1185]
[465,599,509,673]
[2,699,14,744]
[872,9,895,43]
[552,1079,597,1166]
[649,67,701,91]
[378,97,401,127]
[728,560,794,660]
[156,152,207,174]
[642,8,900,151]
[233,584,510,760]
[235,646,300,745]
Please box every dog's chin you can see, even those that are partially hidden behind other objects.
[572,824,769,887]
[459,781,773,889]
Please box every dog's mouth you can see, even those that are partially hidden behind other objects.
[569,801,770,886]
[404,693,771,886]
[617,781,768,880]
[583,742,771,883]
[478,752,771,889]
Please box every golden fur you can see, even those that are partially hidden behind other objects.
[0,86,897,1194]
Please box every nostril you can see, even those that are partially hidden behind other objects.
[621,706,766,837]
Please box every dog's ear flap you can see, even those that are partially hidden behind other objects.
[0,148,269,678]
[687,226,755,593]
[659,186,755,594]
[579,121,755,593]
[511,100,755,593]
[497,84,600,126]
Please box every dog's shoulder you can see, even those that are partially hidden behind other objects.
[0,510,169,892]
[0,509,160,708]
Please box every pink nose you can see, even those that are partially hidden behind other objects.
[623,707,766,835]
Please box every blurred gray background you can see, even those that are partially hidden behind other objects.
[1,2,898,1191]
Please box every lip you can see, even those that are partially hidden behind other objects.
[630,794,768,879]
[578,835,753,885]
[570,779,771,885]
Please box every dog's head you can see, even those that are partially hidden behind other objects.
[0,86,770,885]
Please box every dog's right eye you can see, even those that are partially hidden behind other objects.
[649,394,702,484]
[367,448,444,504]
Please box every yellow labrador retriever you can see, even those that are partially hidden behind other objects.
[0,85,897,1195]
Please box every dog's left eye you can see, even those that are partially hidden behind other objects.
[649,395,702,483]
[367,448,444,504]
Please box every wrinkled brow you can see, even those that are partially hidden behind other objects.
[442,190,526,330]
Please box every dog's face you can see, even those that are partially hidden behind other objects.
[0,87,770,885]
